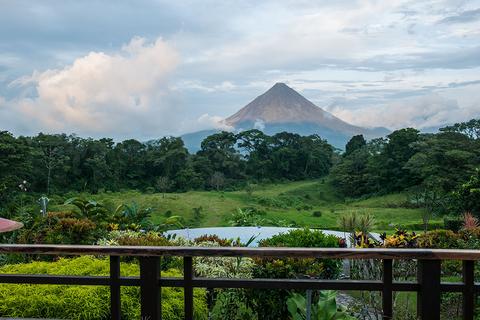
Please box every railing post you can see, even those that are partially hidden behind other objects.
[417,259,441,320]
[306,289,312,320]
[184,256,194,320]
[140,257,161,320]
[382,259,393,319]
[462,260,475,320]
[110,255,121,320]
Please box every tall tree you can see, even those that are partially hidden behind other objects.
[113,139,146,189]
[0,132,32,202]
[146,137,188,183]
[440,118,480,139]
[33,133,70,194]
[405,132,478,192]
[344,135,366,157]
[198,131,244,181]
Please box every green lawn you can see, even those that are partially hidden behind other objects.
[56,180,443,233]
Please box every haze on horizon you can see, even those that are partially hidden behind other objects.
[0,0,479,140]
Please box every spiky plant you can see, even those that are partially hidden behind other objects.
[462,212,479,231]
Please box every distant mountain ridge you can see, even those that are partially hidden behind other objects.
[182,83,390,151]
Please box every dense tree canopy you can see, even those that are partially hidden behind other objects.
[0,129,335,202]
[1,118,479,218]
[330,119,480,216]
[344,135,366,157]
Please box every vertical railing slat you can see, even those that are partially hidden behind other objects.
[110,255,121,320]
[184,256,194,320]
[140,257,161,320]
[382,259,393,319]
[463,260,475,320]
[417,259,441,320]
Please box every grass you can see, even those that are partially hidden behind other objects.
[55,179,443,233]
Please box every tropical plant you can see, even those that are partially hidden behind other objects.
[64,197,110,222]
[287,291,355,320]
[154,215,184,232]
[352,231,379,248]
[113,202,152,229]
[192,206,204,225]
[338,211,376,245]
[191,235,257,320]
[247,229,342,320]
[381,229,418,248]
[229,208,266,226]
[17,211,101,245]
[211,289,256,320]
[462,212,479,231]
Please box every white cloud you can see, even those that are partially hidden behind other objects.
[196,113,233,131]
[1,1,480,137]
[172,80,236,93]
[253,119,265,130]
[1,37,185,139]
[328,93,480,129]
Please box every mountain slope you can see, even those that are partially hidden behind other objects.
[182,83,389,151]
[225,82,387,137]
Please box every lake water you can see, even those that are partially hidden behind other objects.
[164,226,352,247]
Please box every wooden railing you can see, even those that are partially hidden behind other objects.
[0,245,479,319]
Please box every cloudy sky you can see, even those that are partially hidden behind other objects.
[0,0,479,140]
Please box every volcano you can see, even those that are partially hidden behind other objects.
[182,83,389,151]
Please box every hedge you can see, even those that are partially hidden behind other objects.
[0,256,207,320]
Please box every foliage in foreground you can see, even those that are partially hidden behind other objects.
[287,291,355,320]
[0,256,207,320]
[246,229,342,320]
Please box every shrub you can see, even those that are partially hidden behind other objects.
[46,217,97,244]
[18,211,101,245]
[211,289,256,320]
[296,204,313,211]
[190,238,256,320]
[453,169,480,216]
[0,256,207,320]
[416,230,460,249]
[247,229,342,320]
[229,208,266,226]
[102,230,171,247]
[287,291,355,319]
[194,234,232,247]
[255,195,304,209]
[112,202,152,230]
[98,230,179,270]
[312,210,322,217]
[381,229,418,248]
[145,186,155,194]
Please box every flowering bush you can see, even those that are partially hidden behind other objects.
[18,211,101,245]
[381,229,418,248]
[353,231,380,248]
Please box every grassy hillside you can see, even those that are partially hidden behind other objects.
[56,180,442,232]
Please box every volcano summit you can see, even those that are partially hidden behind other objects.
[182,83,389,150]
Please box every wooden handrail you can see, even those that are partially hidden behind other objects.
[0,244,480,260]
[0,244,478,319]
